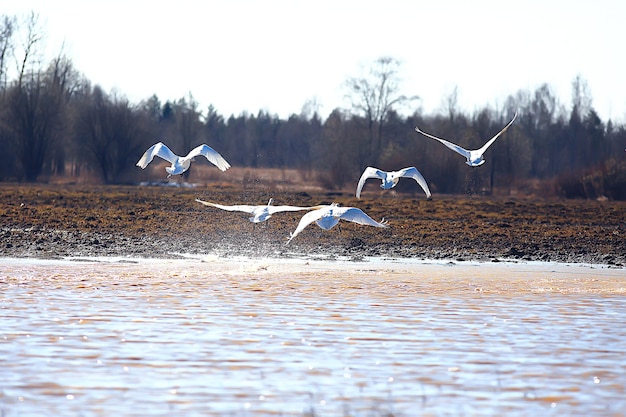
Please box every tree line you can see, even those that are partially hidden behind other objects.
[1,14,625,199]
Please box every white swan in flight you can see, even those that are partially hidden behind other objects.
[414,111,518,167]
[196,198,317,223]
[356,166,431,199]
[287,203,387,243]
[137,142,231,176]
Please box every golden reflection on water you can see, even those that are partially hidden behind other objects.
[1,257,625,416]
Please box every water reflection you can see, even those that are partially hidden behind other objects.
[1,257,625,416]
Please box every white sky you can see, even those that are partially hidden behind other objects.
[3,0,625,122]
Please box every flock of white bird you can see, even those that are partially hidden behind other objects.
[137,112,518,243]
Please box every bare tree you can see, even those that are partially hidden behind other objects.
[571,74,593,120]
[173,93,202,180]
[345,56,419,166]
[15,12,43,88]
[441,85,459,123]
[3,13,73,181]
[318,109,356,189]
[0,15,17,179]
[0,15,16,93]
[6,70,66,180]
[75,86,147,183]
[530,84,559,177]
[567,75,598,170]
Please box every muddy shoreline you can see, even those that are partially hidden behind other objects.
[1,183,624,266]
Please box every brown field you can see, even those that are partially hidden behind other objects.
[1,168,625,266]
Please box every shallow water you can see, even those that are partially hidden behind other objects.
[1,256,625,416]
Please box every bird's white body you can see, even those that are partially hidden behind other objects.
[196,198,314,223]
[287,203,387,243]
[415,111,518,167]
[137,142,231,176]
[356,166,431,199]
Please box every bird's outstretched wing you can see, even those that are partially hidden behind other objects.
[136,142,178,168]
[414,127,471,160]
[336,207,387,228]
[267,205,317,214]
[287,207,329,243]
[356,167,385,198]
[475,111,518,156]
[195,199,256,214]
[398,167,432,199]
[187,144,231,171]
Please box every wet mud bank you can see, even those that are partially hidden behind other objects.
[1,183,624,266]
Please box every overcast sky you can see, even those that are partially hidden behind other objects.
[4,0,625,122]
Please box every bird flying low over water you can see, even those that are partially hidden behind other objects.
[137,142,231,177]
[414,111,518,167]
[195,198,317,223]
[287,203,387,243]
[356,166,431,199]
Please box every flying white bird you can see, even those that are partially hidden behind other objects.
[414,111,518,167]
[287,203,387,243]
[136,142,231,176]
[356,166,431,199]
[195,198,317,223]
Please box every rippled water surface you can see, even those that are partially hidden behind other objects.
[1,256,625,416]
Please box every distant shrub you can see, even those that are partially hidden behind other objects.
[555,159,626,200]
